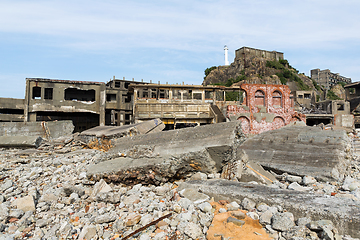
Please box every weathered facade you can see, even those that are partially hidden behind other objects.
[292,90,316,110]
[311,68,351,90]
[235,46,284,61]
[131,84,240,129]
[344,82,360,128]
[227,83,306,134]
[0,98,24,122]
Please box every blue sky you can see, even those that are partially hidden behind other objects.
[0,0,359,98]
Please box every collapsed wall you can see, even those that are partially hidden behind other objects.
[87,121,246,184]
[239,125,353,181]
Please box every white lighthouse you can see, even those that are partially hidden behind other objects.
[224,45,229,66]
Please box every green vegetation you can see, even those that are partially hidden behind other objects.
[327,90,342,100]
[223,73,247,87]
[312,80,321,91]
[266,59,310,91]
[204,66,217,79]
[316,95,320,102]
[337,82,347,88]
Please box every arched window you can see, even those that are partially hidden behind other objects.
[255,90,265,106]
[272,90,282,107]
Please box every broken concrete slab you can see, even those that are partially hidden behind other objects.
[221,149,276,185]
[0,120,74,139]
[79,118,164,139]
[87,121,245,184]
[177,179,360,238]
[0,136,42,148]
[238,125,352,181]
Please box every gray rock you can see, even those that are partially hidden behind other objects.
[190,172,207,181]
[271,212,295,232]
[178,188,209,204]
[78,224,97,240]
[95,213,117,224]
[296,217,312,227]
[178,198,193,210]
[286,175,302,183]
[197,202,212,213]
[9,209,24,219]
[288,182,312,191]
[226,201,240,211]
[0,203,9,221]
[227,217,245,226]
[259,210,273,225]
[302,176,317,186]
[241,197,256,210]
[282,226,308,239]
[231,211,246,220]
[62,184,85,197]
[246,212,259,220]
[1,180,13,192]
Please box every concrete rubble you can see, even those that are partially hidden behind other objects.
[87,121,246,185]
[239,125,353,181]
[0,121,360,239]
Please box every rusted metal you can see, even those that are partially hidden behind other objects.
[121,212,173,240]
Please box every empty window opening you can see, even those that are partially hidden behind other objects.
[337,104,344,111]
[124,93,132,103]
[193,93,202,100]
[44,88,53,100]
[306,118,332,126]
[304,94,311,99]
[125,114,131,121]
[32,87,41,99]
[107,94,117,101]
[64,88,95,101]
[124,82,130,89]
[115,81,121,88]
[272,91,282,107]
[142,89,148,98]
[205,91,213,99]
[159,89,168,99]
[183,90,192,100]
[298,95,303,99]
[255,90,265,106]
[172,90,181,99]
[151,89,157,98]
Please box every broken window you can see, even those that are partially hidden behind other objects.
[106,94,116,101]
[272,90,282,107]
[304,94,311,99]
[124,82,130,89]
[255,90,265,106]
[32,87,41,99]
[44,88,53,100]
[337,104,344,111]
[142,89,148,98]
[298,95,303,99]
[172,90,181,100]
[205,91,213,99]
[124,93,132,103]
[64,88,95,101]
[151,89,157,98]
[114,81,121,88]
[193,93,202,100]
[159,89,168,99]
[183,90,192,100]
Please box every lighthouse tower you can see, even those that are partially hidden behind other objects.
[224,45,229,66]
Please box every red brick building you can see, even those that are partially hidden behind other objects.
[227,83,305,134]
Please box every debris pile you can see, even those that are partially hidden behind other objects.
[0,120,360,239]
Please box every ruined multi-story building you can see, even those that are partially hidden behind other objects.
[235,47,284,61]
[131,83,241,129]
[311,68,351,90]
[0,77,146,132]
[226,83,306,134]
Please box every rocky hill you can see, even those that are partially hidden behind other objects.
[202,54,344,101]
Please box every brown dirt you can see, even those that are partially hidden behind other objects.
[206,202,271,240]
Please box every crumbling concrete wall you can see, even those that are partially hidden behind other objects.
[0,121,74,139]
[87,121,245,184]
[239,125,352,181]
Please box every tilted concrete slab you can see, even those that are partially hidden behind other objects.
[0,120,74,139]
[238,125,352,181]
[0,136,42,148]
[177,179,360,238]
[87,121,245,184]
[79,118,165,141]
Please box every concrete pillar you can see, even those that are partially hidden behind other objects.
[24,79,30,122]
[99,85,106,126]
[202,90,205,103]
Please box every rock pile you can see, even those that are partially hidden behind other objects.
[0,143,360,239]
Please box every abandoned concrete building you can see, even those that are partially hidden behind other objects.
[344,82,360,128]
[235,46,284,61]
[292,90,316,110]
[226,83,306,134]
[311,68,351,90]
[131,83,239,129]
[0,78,146,132]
